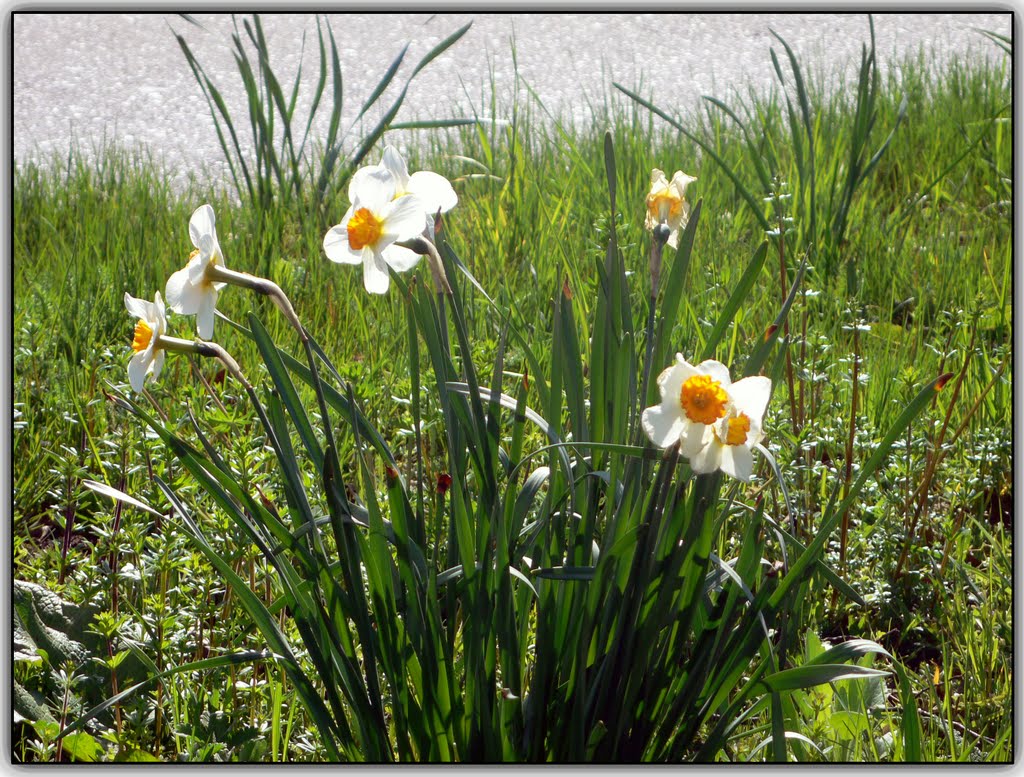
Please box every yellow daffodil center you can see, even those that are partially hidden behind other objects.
[647,186,683,223]
[347,207,384,250]
[679,374,729,425]
[723,413,751,446]
[132,319,153,353]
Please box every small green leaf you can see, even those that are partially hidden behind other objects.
[759,663,890,693]
[114,748,161,762]
[59,731,103,762]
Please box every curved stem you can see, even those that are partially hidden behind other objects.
[207,264,306,340]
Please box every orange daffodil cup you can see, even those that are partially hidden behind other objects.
[642,354,771,482]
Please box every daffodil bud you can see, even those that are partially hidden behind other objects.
[395,235,452,295]
[645,168,696,250]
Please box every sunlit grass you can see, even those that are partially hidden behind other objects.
[13,29,1011,762]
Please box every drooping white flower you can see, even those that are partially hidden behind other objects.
[322,166,428,294]
[165,204,227,340]
[124,291,168,393]
[690,375,771,481]
[645,168,696,249]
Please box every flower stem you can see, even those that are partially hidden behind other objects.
[207,264,307,340]
[638,226,669,442]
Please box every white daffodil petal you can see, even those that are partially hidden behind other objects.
[721,445,754,482]
[198,233,217,258]
[691,439,723,474]
[658,363,689,405]
[747,419,765,448]
[729,376,772,423]
[189,204,216,248]
[697,359,732,389]
[128,351,150,394]
[324,223,361,264]
[679,421,711,459]
[408,171,458,214]
[165,266,206,314]
[187,252,209,284]
[150,349,166,383]
[350,165,396,209]
[381,146,411,190]
[670,170,697,194]
[196,289,218,340]
[154,292,166,332]
[641,404,685,449]
[363,249,391,294]
[382,243,422,272]
[124,292,150,321]
[382,195,431,243]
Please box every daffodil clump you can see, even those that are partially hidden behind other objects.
[107,136,939,766]
[124,152,768,485]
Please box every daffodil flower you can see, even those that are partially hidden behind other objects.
[322,166,428,294]
[124,291,168,393]
[125,290,251,394]
[376,144,459,268]
[690,375,771,481]
[642,354,734,457]
[165,204,228,339]
[645,168,696,249]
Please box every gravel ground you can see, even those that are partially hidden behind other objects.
[12,12,1011,189]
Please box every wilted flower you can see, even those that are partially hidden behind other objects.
[690,374,771,481]
[322,166,428,294]
[124,291,168,393]
[645,168,696,249]
[165,204,227,339]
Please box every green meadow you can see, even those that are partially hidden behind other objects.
[13,17,1012,762]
